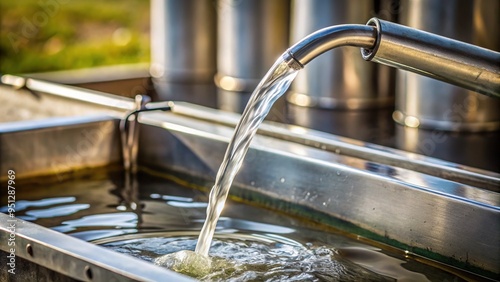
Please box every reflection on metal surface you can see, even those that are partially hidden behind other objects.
[216,0,290,112]
[395,125,500,172]
[26,78,136,111]
[170,102,499,190]
[287,104,394,146]
[0,75,135,124]
[0,79,132,124]
[215,74,262,93]
[287,24,376,66]
[1,74,26,89]
[150,0,216,84]
[150,0,217,106]
[287,92,395,110]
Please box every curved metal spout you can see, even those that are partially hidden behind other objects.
[285,18,500,98]
[285,24,377,69]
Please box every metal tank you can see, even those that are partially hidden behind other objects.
[150,0,217,107]
[286,0,396,144]
[288,0,394,110]
[215,0,290,115]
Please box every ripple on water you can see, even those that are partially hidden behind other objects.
[100,233,394,281]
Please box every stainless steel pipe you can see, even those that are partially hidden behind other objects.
[361,18,500,99]
[390,0,500,132]
[286,18,500,98]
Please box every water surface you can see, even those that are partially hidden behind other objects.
[1,171,468,281]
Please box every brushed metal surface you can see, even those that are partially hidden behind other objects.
[216,0,290,112]
[0,213,195,281]
[150,0,217,104]
[150,0,216,83]
[0,75,135,124]
[170,102,499,190]
[217,0,290,85]
[0,85,118,123]
[0,116,122,180]
[0,76,135,179]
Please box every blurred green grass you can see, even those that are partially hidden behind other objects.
[0,0,150,74]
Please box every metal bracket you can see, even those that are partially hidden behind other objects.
[118,96,172,216]
[119,96,172,175]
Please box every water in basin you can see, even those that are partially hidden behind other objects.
[1,169,470,281]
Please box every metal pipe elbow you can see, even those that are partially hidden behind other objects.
[285,24,377,68]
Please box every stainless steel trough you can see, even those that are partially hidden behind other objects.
[138,103,499,278]
[0,76,499,280]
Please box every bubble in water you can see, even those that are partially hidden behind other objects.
[280,178,285,183]
[154,250,212,278]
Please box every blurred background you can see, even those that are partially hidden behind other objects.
[0,0,150,74]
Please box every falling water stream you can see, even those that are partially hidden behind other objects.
[153,57,299,270]
[194,57,299,256]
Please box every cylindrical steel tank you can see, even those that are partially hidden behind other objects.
[215,0,290,113]
[287,0,395,110]
[150,0,217,107]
